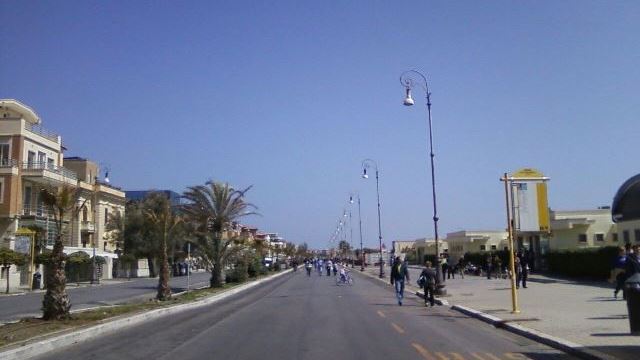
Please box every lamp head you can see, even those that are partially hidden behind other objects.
[349,196,354,204]
[362,168,369,179]
[403,86,415,106]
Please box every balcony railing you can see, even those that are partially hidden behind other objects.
[22,204,53,218]
[22,161,78,181]
[24,123,61,143]
[0,158,18,168]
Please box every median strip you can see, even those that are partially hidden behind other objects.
[0,269,292,360]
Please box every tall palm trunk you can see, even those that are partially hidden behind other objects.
[157,223,171,300]
[42,237,71,320]
[210,235,223,287]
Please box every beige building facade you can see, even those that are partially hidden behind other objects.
[548,209,617,251]
[0,99,125,291]
[446,230,509,263]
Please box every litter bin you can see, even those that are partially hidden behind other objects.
[32,272,41,290]
[625,273,640,335]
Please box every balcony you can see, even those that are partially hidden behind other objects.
[81,221,95,233]
[21,161,77,185]
[0,159,19,175]
[22,204,53,218]
[24,123,61,143]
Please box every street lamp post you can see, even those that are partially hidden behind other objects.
[350,194,365,271]
[361,159,385,278]
[400,70,445,294]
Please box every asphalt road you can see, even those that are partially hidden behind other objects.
[0,272,210,322]
[33,269,575,360]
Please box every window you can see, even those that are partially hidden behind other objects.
[635,229,640,243]
[0,143,10,166]
[624,230,630,243]
[47,158,54,169]
[104,208,109,224]
[0,178,3,204]
[480,245,486,251]
[27,151,35,167]
[82,207,88,222]
[595,233,604,242]
[504,247,509,251]
[490,245,497,250]
[612,233,619,242]
[578,234,587,243]
[37,151,46,166]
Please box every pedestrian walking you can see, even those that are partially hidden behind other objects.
[518,251,529,288]
[305,260,312,277]
[514,254,523,289]
[625,244,640,279]
[486,254,493,279]
[611,247,627,299]
[418,260,437,307]
[390,256,410,306]
[456,258,465,279]
[326,259,333,276]
[493,255,503,279]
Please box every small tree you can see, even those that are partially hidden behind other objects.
[0,248,27,294]
[145,196,181,301]
[40,185,81,320]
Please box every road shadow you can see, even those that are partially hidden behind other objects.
[520,352,579,360]
[587,345,640,360]
[587,315,628,320]
[369,303,419,307]
[587,296,619,302]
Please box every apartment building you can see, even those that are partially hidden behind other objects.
[0,99,124,290]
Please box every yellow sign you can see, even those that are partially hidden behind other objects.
[512,168,545,178]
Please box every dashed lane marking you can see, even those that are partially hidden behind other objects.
[376,310,386,318]
[412,343,436,360]
[434,352,466,360]
[391,322,405,334]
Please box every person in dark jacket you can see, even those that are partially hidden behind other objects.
[420,261,437,307]
[390,256,410,306]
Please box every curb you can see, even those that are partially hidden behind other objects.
[450,305,619,360]
[0,269,293,360]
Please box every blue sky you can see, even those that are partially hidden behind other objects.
[2,1,639,249]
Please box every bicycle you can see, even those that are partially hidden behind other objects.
[335,272,354,286]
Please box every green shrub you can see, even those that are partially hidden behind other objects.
[547,246,618,279]
[225,262,248,283]
[247,257,264,278]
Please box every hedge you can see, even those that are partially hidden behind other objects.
[546,246,619,279]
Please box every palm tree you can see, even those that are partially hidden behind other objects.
[40,185,80,320]
[144,194,181,301]
[181,181,256,287]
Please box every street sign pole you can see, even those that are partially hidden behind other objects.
[502,173,520,314]
[186,242,191,293]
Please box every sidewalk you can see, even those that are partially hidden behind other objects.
[362,265,638,360]
[0,278,130,297]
